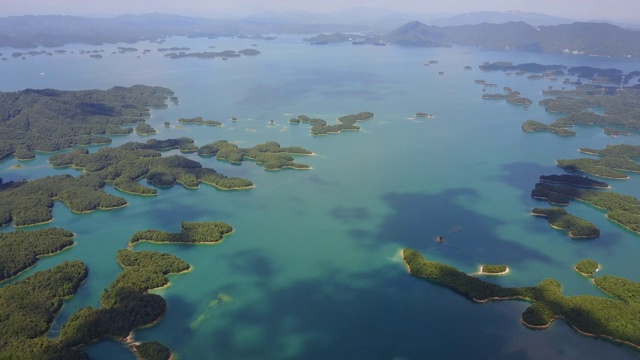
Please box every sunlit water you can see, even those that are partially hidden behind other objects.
[2,35,640,359]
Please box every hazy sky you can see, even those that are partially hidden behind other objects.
[4,0,640,22]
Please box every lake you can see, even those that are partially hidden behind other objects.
[2,35,640,359]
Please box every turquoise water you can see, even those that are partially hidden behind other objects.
[2,36,640,359]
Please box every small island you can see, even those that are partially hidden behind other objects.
[415,112,434,118]
[521,119,576,136]
[130,221,233,245]
[479,264,509,275]
[531,207,600,238]
[294,111,374,135]
[135,123,157,136]
[178,116,222,127]
[198,140,312,170]
[575,259,600,277]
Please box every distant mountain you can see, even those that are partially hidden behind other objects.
[427,11,575,26]
[382,20,640,57]
[381,21,447,47]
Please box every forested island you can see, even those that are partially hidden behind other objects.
[178,116,222,127]
[0,261,89,359]
[575,259,600,276]
[163,49,259,59]
[0,228,75,280]
[539,174,609,189]
[556,144,640,180]
[531,207,600,238]
[479,264,508,275]
[403,248,640,350]
[291,112,374,135]
[0,85,175,161]
[49,138,253,196]
[130,221,233,245]
[197,140,312,170]
[531,182,640,234]
[0,174,127,227]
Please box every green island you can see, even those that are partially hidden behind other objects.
[49,138,253,196]
[130,221,233,245]
[539,174,609,188]
[403,248,640,349]
[482,89,532,106]
[531,182,640,233]
[530,86,640,134]
[135,123,157,136]
[177,116,222,127]
[556,144,640,179]
[0,174,127,227]
[132,341,171,360]
[521,119,576,136]
[0,261,89,359]
[479,264,508,275]
[415,112,434,118]
[604,127,632,137]
[0,228,75,281]
[531,207,600,238]
[479,61,566,74]
[198,140,312,170]
[0,85,175,161]
[293,112,374,135]
[575,259,600,276]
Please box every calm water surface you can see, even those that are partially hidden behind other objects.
[2,36,640,359]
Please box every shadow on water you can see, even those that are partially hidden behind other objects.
[369,188,555,266]
[492,162,559,205]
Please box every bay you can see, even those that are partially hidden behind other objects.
[1,35,640,359]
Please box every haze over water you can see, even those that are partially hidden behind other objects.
[2,35,640,359]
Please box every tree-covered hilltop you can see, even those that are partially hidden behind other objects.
[403,248,640,350]
[539,174,609,188]
[178,116,222,126]
[531,182,640,234]
[49,139,253,195]
[293,112,374,135]
[575,259,600,276]
[0,228,75,280]
[198,140,312,170]
[521,120,576,136]
[133,341,171,360]
[482,88,532,106]
[0,261,89,360]
[531,207,600,238]
[0,85,175,161]
[0,174,127,227]
[130,221,233,245]
[59,250,188,349]
[135,123,157,136]
[479,264,508,274]
[556,144,640,179]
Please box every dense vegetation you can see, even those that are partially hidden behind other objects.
[294,112,374,135]
[0,261,88,359]
[480,264,508,274]
[521,120,576,136]
[556,144,640,179]
[59,250,188,347]
[575,259,599,276]
[0,85,174,160]
[531,182,640,233]
[404,248,640,348]
[133,341,171,360]
[135,123,157,136]
[130,221,233,245]
[49,139,253,195]
[163,49,259,59]
[178,116,222,126]
[539,174,609,188]
[198,140,312,170]
[0,228,75,280]
[531,207,600,238]
[0,174,126,227]
[478,62,566,74]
